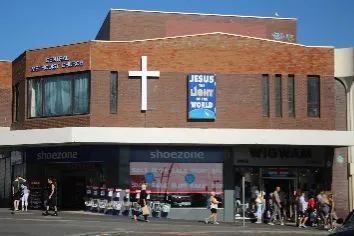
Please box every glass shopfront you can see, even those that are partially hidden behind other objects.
[25,146,120,210]
[129,147,225,208]
[233,146,331,205]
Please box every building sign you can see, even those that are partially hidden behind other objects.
[130,147,224,194]
[187,74,216,119]
[233,146,325,167]
[130,162,223,194]
[26,146,118,163]
[272,32,295,42]
[262,168,296,178]
[31,55,84,72]
[130,147,224,163]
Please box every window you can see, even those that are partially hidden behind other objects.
[13,83,20,122]
[262,74,269,117]
[287,75,295,117]
[28,72,89,118]
[307,76,320,117]
[275,74,282,117]
[110,72,118,114]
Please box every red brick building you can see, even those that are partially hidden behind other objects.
[0,9,351,221]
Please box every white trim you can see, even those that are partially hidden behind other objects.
[0,60,11,62]
[0,127,353,147]
[110,8,297,20]
[0,127,10,133]
[92,32,333,48]
[22,32,333,54]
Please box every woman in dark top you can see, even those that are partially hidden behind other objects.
[133,184,149,222]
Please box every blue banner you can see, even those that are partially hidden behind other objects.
[188,74,216,119]
[130,147,225,163]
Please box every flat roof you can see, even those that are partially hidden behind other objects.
[110,8,297,20]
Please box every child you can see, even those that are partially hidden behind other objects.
[21,183,30,211]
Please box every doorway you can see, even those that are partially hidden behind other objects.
[45,162,103,210]
[60,176,86,210]
[262,178,296,196]
[262,177,296,220]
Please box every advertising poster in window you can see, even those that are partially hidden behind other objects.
[188,74,216,119]
[130,162,223,194]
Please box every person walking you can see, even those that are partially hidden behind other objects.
[21,182,30,211]
[205,192,220,224]
[42,178,58,216]
[12,176,26,212]
[297,191,308,228]
[133,184,150,222]
[255,191,265,223]
[269,186,283,225]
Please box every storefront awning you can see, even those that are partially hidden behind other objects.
[0,127,353,147]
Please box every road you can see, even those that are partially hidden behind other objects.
[0,209,331,236]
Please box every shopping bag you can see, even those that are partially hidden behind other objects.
[142,205,150,215]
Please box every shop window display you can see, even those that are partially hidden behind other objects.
[130,162,223,207]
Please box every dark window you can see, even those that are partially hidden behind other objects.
[12,83,20,122]
[262,74,269,117]
[287,75,295,117]
[307,75,320,117]
[110,72,118,114]
[14,84,20,121]
[275,74,282,117]
[28,72,89,118]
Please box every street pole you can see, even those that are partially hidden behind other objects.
[242,176,245,227]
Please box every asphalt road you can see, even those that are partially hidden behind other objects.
[0,210,331,236]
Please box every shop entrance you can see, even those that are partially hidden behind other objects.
[262,178,296,197]
[261,176,297,220]
[45,162,103,210]
[61,176,86,210]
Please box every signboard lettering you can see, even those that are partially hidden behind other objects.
[249,147,312,159]
[188,74,216,119]
[31,55,84,72]
[233,146,325,167]
[130,147,224,163]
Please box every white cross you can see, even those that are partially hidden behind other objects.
[128,56,160,111]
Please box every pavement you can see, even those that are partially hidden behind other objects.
[0,209,333,236]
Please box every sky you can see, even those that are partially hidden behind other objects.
[0,0,354,60]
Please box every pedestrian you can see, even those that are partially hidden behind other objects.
[42,178,58,216]
[12,175,26,212]
[21,182,30,211]
[133,183,150,222]
[305,193,316,227]
[269,186,283,225]
[297,191,308,228]
[205,191,220,224]
[319,191,331,229]
[255,191,265,223]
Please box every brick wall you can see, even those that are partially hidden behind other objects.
[333,79,348,218]
[99,10,296,43]
[11,54,27,130]
[89,34,334,130]
[96,12,111,40]
[0,61,12,127]
[13,33,334,130]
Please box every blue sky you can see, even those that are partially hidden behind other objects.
[1,0,353,60]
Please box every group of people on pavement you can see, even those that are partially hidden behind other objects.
[12,175,29,212]
[250,185,337,231]
[12,175,58,216]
